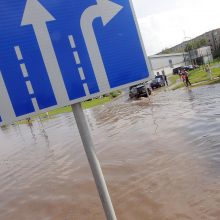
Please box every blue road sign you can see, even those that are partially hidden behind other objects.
[0,0,151,125]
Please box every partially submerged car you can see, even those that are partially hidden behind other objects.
[150,78,165,90]
[129,83,151,99]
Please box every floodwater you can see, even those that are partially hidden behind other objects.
[0,85,220,220]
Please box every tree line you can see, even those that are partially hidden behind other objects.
[160,38,208,54]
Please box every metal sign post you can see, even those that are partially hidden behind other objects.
[71,103,117,220]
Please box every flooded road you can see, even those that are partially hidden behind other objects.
[0,84,220,220]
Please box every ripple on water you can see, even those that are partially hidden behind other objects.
[0,84,220,220]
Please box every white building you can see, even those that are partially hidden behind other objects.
[149,53,190,76]
[149,47,213,76]
[189,46,213,65]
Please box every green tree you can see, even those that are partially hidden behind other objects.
[185,38,207,52]
[213,47,220,59]
[184,43,193,52]
[195,38,207,48]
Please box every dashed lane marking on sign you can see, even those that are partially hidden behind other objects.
[20,63,28,78]
[25,80,34,95]
[14,45,39,111]
[73,51,81,65]
[31,98,39,111]
[68,35,90,96]
[78,67,86,80]
[68,35,76,49]
[83,83,90,96]
[14,46,23,60]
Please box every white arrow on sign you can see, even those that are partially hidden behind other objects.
[80,0,123,92]
[21,0,69,107]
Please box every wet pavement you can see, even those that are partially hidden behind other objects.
[0,85,220,220]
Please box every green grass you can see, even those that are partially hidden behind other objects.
[210,58,220,66]
[17,91,122,124]
[169,63,220,90]
[211,68,220,77]
[189,67,220,83]
[40,96,113,117]
[188,69,210,84]
[169,74,179,85]
[82,96,113,109]
[192,77,220,87]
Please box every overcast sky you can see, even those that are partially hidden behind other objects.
[132,0,220,55]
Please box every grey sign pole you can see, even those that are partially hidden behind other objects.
[71,103,117,220]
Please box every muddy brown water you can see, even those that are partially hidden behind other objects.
[0,85,220,220]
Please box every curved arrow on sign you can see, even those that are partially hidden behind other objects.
[80,0,123,92]
[21,0,69,107]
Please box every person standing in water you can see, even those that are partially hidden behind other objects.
[183,69,191,87]
[162,72,169,86]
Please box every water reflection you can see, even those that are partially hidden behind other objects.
[0,84,220,220]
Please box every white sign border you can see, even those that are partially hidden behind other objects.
[0,0,153,126]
